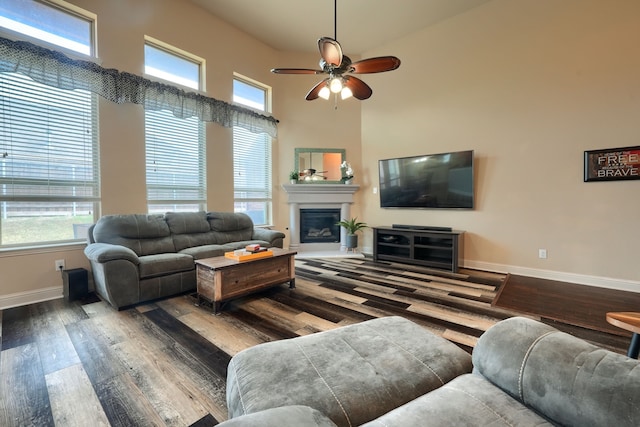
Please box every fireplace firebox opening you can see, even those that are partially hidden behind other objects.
[300,208,341,243]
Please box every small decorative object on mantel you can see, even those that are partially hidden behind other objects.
[336,217,368,251]
[340,161,354,184]
[289,170,299,184]
[584,146,640,182]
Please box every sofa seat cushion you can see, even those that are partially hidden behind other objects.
[179,241,271,260]
[217,406,337,427]
[226,316,472,427]
[361,374,554,427]
[138,253,194,279]
[179,243,236,260]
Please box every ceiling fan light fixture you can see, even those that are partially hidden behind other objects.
[318,85,331,100]
[329,77,343,93]
[340,86,353,100]
[270,0,400,102]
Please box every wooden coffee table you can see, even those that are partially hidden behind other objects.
[195,248,297,313]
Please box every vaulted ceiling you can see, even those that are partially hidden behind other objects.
[189,0,492,55]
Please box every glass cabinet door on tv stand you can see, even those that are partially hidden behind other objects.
[373,226,464,272]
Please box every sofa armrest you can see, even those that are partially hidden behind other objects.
[473,316,640,427]
[252,228,285,248]
[84,243,140,264]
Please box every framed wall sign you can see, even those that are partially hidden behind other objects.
[584,146,640,182]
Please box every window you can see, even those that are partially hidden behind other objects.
[0,0,95,56]
[233,76,272,226]
[144,40,205,213]
[0,1,98,248]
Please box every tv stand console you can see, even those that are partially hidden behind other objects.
[373,226,464,272]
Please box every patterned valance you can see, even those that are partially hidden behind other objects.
[0,36,278,137]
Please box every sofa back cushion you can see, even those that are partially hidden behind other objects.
[473,316,640,427]
[166,211,217,251]
[92,214,175,256]
[208,212,253,241]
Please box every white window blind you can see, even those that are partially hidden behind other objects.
[233,77,272,226]
[145,110,205,212]
[144,41,205,213]
[0,72,98,245]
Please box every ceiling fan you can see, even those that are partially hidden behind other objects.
[271,0,401,101]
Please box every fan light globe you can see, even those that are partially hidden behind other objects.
[330,77,343,93]
[318,86,331,100]
[341,87,353,100]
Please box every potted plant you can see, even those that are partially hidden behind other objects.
[289,170,299,184]
[336,217,368,250]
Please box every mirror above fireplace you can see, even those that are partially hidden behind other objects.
[295,148,345,183]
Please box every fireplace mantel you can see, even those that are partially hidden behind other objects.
[282,184,360,252]
[282,184,359,202]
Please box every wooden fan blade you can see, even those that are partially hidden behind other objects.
[305,78,330,101]
[271,68,324,75]
[318,37,343,67]
[344,76,372,100]
[350,56,401,74]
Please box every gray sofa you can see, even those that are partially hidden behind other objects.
[84,211,285,309]
[219,316,640,426]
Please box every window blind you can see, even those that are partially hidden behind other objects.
[233,126,272,225]
[0,72,99,203]
[145,109,205,210]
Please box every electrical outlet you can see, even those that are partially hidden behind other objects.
[538,249,547,259]
[55,259,65,271]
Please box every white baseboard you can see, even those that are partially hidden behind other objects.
[360,248,640,293]
[464,259,640,293]
[0,286,62,310]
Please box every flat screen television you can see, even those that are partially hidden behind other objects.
[378,150,474,209]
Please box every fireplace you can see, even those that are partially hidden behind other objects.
[300,209,340,243]
[282,183,359,253]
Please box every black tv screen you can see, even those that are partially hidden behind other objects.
[378,150,474,209]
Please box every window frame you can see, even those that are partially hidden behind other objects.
[0,0,99,249]
[0,0,97,58]
[143,38,206,214]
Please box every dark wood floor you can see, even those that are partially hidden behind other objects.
[0,257,633,426]
[495,274,640,336]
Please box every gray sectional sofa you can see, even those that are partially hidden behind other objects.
[84,211,285,309]
[219,316,640,426]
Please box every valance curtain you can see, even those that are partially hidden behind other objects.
[0,36,278,137]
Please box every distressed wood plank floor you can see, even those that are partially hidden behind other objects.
[0,257,630,426]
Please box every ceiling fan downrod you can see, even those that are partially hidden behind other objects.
[333,0,337,42]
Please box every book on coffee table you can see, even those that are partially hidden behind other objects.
[224,250,274,261]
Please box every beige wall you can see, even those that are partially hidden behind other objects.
[0,0,361,307]
[360,0,640,289]
[2,0,637,308]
